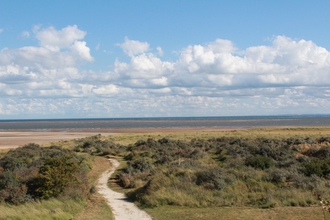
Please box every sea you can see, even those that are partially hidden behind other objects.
[0,115,330,131]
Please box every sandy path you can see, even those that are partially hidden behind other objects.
[97,159,152,220]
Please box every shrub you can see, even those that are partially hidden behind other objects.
[196,167,236,190]
[130,159,153,173]
[32,156,80,199]
[303,159,330,177]
[266,168,289,184]
[312,146,330,159]
[0,171,32,204]
[245,156,274,170]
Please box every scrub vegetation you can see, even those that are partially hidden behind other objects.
[2,127,330,219]
[0,143,113,219]
[0,143,92,204]
[74,134,330,210]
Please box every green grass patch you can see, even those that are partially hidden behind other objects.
[0,197,85,220]
[144,206,323,220]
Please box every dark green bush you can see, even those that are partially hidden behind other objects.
[312,146,330,159]
[128,159,153,173]
[245,156,274,170]
[303,159,330,177]
[0,171,32,204]
[32,156,80,199]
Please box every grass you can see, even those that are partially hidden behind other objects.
[100,126,330,146]
[73,194,113,220]
[145,206,324,220]
[0,198,85,220]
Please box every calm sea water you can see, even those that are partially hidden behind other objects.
[0,116,330,131]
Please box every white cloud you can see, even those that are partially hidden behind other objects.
[70,41,94,61]
[92,84,119,96]
[1,33,330,118]
[118,37,150,56]
[35,25,86,50]
[0,29,3,33]
[115,53,173,80]
[0,25,94,102]
[150,77,168,86]
[0,25,93,69]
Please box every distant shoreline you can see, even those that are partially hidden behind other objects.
[0,115,330,130]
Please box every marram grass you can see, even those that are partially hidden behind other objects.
[0,198,84,220]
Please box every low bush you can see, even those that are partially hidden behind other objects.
[303,159,330,177]
[196,167,236,190]
[245,156,274,170]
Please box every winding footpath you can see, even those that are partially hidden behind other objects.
[97,159,153,220]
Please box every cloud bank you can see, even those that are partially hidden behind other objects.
[0,25,330,118]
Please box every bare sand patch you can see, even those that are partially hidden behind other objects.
[0,131,114,149]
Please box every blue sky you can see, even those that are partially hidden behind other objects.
[0,1,330,119]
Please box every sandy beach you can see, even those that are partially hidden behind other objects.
[0,131,108,149]
[1,125,329,150]
[0,127,236,149]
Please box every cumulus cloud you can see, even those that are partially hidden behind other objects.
[1,32,330,118]
[118,37,150,56]
[0,27,93,73]
[35,25,86,50]
[0,25,94,102]
[70,40,94,61]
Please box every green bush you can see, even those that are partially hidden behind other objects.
[196,167,236,190]
[32,156,79,199]
[245,156,274,170]
[0,171,32,204]
[303,159,330,177]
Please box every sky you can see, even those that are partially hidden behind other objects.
[0,0,330,119]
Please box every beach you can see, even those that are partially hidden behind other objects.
[0,127,236,149]
[2,125,330,150]
[1,115,330,149]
